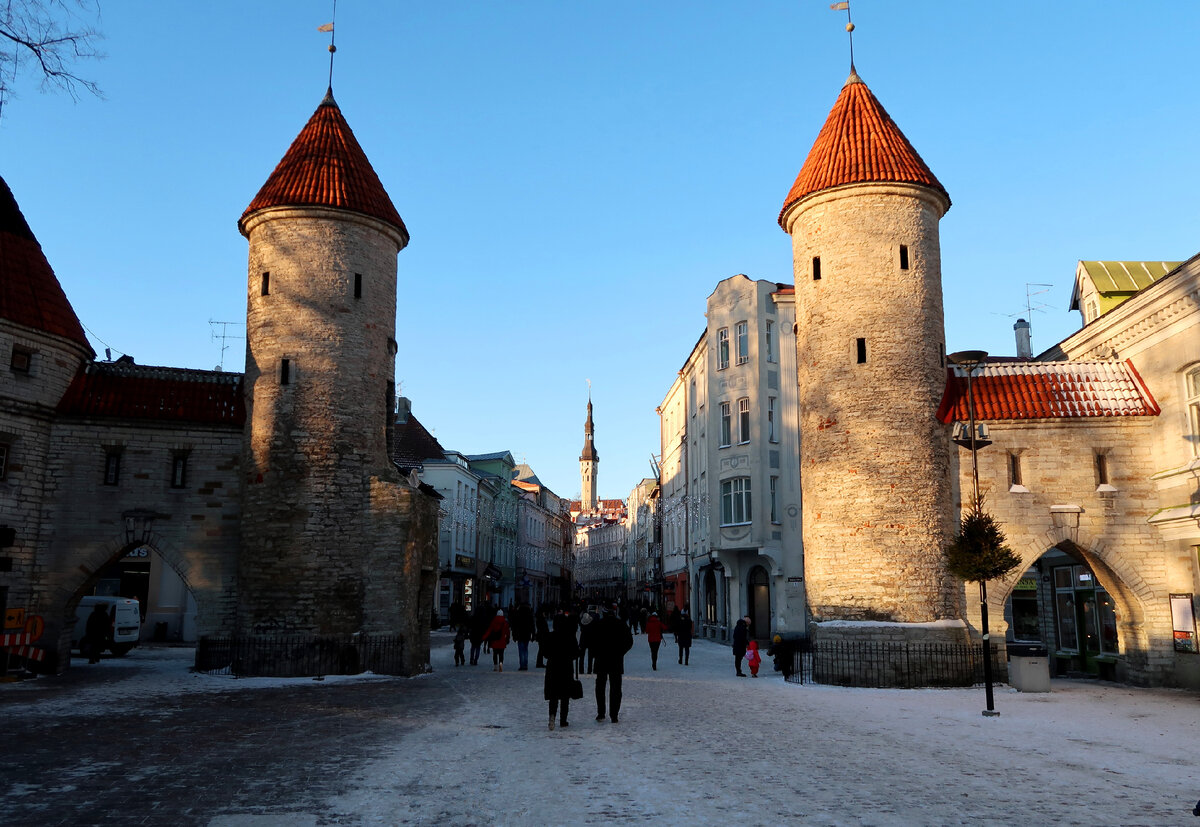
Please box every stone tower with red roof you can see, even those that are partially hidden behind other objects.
[779,70,964,640]
[237,89,437,653]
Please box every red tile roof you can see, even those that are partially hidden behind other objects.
[936,360,1159,423]
[779,72,948,228]
[57,362,245,425]
[240,90,407,238]
[0,176,92,352]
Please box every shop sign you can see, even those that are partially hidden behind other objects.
[1170,594,1196,653]
[1013,576,1038,591]
[454,554,474,569]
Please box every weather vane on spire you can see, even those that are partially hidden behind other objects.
[318,0,338,91]
[831,1,856,73]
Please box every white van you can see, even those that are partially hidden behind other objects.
[72,596,141,656]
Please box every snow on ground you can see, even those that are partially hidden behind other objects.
[4,635,1199,826]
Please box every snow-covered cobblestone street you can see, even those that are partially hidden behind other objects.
[3,631,1198,826]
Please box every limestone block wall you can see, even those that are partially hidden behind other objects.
[957,417,1192,685]
[239,207,408,636]
[32,417,243,671]
[786,184,959,623]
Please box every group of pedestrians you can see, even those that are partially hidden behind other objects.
[539,601,633,729]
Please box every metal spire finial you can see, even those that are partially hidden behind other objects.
[318,0,338,91]
[831,1,856,74]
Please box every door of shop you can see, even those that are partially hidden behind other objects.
[1053,564,1119,677]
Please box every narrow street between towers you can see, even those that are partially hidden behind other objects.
[2,630,1197,826]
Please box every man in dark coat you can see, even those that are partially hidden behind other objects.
[534,605,552,668]
[468,606,493,666]
[543,606,579,730]
[732,615,750,676]
[675,609,693,665]
[592,602,634,723]
[83,603,111,664]
[510,601,535,670]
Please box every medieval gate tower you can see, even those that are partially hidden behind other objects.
[779,70,965,642]
[236,89,435,649]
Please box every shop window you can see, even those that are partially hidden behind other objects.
[735,322,749,365]
[719,402,731,447]
[737,398,750,444]
[717,328,729,370]
[720,477,751,526]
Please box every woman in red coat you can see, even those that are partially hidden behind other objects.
[483,610,511,672]
[644,611,666,670]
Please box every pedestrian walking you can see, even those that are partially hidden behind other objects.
[483,609,511,672]
[510,601,534,671]
[83,603,111,664]
[592,602,633,723]
[578,607,596,674]
[675,609,693,665]
[746,639,762,677]
[543,606,580,731]
[468,608,491,666]
[644,611,665,670]
[767,634,795,680]
[452,626,467,666]
[534,605,551,668]
[732,615,750,677]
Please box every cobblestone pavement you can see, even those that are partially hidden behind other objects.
[3,632,1198,826]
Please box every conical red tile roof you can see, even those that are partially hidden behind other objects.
[778,71,948,228]
[0,175,92,352]
[240,90,407,238]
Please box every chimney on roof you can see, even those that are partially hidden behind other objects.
[396,396,412,424]
[1014,318,1032,359]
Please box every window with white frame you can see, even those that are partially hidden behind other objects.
[720,477,751,525]
[735,322,749,365]
[1188,366,1200,457]
[737,398,750,444]
[770,476,779,524]
[765,321,775,363]
[767,397,777,442]
[717,328,729,370]
[719,402,731,447]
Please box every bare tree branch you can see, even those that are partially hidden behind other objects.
[0,0,104,122]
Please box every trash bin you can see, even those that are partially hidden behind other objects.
[1006,643,1050,692]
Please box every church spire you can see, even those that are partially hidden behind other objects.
[579,393,598,512]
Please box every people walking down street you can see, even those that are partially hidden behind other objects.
[543,606,580,731]
[767,634,795,680]
[746,639,762,677]
[510,601,535,671]
[453,626,467,666]
[675,609,693,665]
[469,608,492,666]
[733,615,750,677]
[644,611,665,670]
[83,603,111,664]
[534,605,552,668]
[592,602,634,724]
[483,609,511,671]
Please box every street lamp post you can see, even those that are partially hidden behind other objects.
[948,350,1000,718]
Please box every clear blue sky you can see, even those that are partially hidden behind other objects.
[3,2,1198,501]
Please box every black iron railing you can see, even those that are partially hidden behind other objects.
[194,634,405,678]
[783,639,1007,688]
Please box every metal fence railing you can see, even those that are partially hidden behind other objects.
[783,639,1007,689]
[194,634,405,678]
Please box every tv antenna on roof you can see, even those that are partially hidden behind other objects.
[209,320,244,372]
